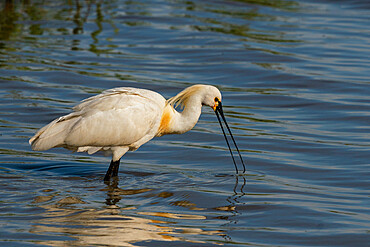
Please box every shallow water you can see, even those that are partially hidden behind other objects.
[0,0,369,246]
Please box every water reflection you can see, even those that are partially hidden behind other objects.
[0,0,300,49]
[0,0,21,41]
[72,0,93,35]
[31,177,231,246]
[103,178,153,206]
[0,0,105,51]
[32,204,180,246]
[214,175,247,227]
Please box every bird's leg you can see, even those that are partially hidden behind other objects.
[104,161,114,181]
[104,159,120,181]
[112,159,120,178]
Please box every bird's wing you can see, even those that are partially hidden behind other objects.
[63,88,166,148]
[73,87,163,113]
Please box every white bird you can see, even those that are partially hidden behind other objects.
[29,84,245,181]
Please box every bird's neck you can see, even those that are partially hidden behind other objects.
[157,98,202,136]
[176,99,202,133]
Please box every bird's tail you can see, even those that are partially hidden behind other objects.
[29,114,78,151]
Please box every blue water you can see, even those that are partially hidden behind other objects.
[0,0,369,246]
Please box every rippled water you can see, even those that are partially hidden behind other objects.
[0,0,369,246]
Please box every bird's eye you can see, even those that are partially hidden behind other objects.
[214,97,219,102]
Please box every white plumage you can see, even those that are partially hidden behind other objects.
[29,84,245,180]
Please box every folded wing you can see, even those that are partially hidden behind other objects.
[29,87,166,153]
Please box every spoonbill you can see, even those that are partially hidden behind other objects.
[29,84,245,180]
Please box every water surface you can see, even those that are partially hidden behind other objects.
[0,0,369,246]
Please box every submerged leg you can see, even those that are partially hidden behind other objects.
[104,159,121,181]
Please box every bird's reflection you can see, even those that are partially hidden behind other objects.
[30,176,229,246]
[233,175,247,202]
[214,174,247,237]
[104,177,121,206]
[228,175,247,215]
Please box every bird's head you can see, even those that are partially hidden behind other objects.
[200,85,222,111]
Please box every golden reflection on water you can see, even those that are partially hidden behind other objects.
[32,206,179,246]
[31,179,227,246]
